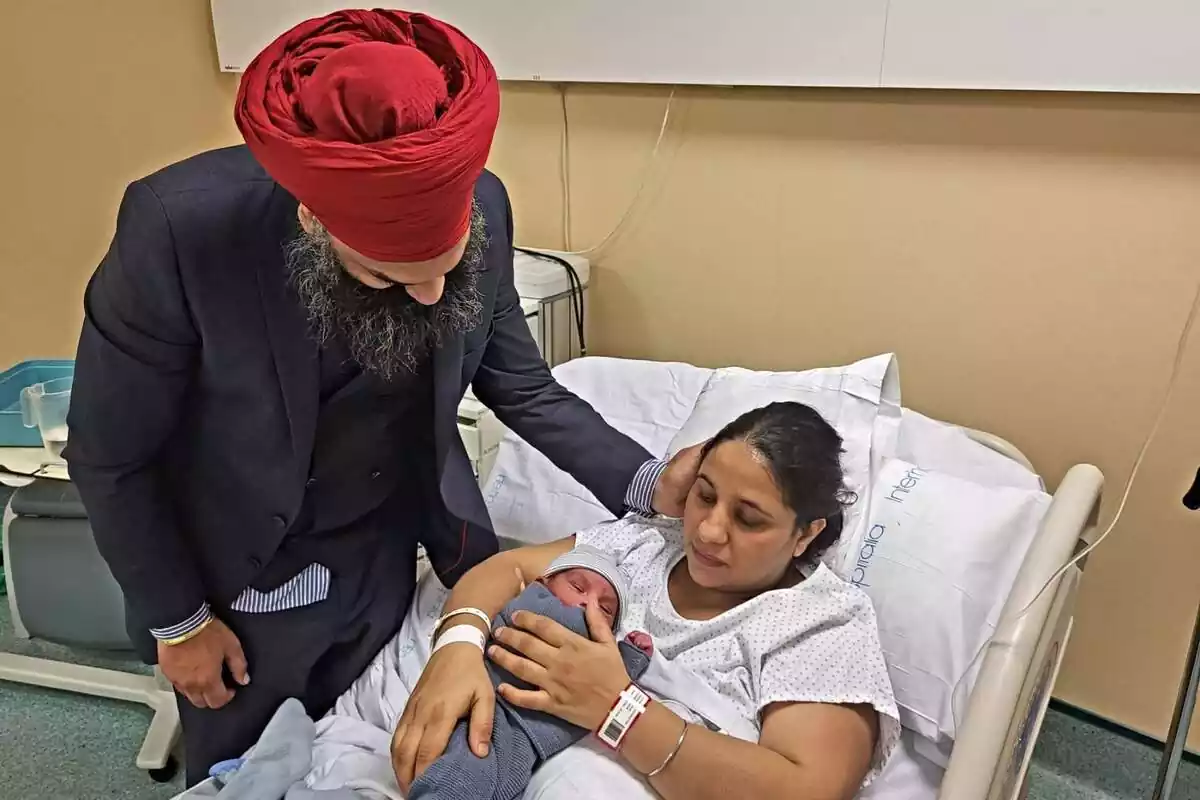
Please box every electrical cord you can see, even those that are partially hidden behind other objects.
[514,246,587,357]
[559,84,573,253]
[557,85,677,257]
[949,276,1200,733]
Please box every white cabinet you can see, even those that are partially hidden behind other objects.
[456,393,506,483]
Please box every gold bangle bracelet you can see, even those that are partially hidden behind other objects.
[646,719,689,779]
[161,616,215,647]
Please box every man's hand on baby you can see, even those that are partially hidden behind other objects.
[391,643,495,793]
[490,602,633,732]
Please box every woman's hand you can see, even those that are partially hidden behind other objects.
[489,602,632,731]
[391,643,494,793]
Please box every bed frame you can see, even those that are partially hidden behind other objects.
[939,431,1104,800]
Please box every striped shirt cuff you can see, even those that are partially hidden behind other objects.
[149,603,213,642]
[625,458,668,515]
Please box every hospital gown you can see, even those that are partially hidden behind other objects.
[574,515,902,787]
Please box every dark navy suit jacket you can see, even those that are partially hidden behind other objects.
[65,145,651,634]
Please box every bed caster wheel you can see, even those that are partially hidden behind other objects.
[148,756,179,783]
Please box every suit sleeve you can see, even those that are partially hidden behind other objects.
[65,180,209,633]
[469,194,654,516]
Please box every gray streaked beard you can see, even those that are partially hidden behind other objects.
[285,203,487,381]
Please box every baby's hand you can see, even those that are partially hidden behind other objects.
[624,630,653,658]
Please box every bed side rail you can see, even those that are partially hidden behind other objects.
[938,463,1104,799]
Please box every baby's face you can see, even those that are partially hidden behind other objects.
[541,568,619,628]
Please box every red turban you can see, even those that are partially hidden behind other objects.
[235,9,500,263]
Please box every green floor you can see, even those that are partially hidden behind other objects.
[0,601,184,799]
[0,597,1196,799]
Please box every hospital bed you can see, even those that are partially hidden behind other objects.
[475,354,1104,800]
[169,353,1099,800]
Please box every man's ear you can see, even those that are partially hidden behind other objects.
[297,204,318,235]
[793,518,827,558]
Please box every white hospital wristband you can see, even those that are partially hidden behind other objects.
[431,624,487,656]
[431,607,492,641]
[597,684,651,750]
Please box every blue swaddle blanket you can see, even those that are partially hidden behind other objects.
[408,581,651,800]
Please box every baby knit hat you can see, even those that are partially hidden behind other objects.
[541,545,631,629]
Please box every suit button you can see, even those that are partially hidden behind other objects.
[249,557,262,570]
[273,514,288,529]
[370,470,382,480]
[306,477,317,487]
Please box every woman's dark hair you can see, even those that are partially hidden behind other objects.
[699,402,856,561]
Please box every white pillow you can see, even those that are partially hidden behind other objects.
[894,409,1044,492]
[827,456,1051,752]
[666,353,898,455]
[482,357,713,543]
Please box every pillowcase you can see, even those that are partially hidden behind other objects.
[893,408,1044,493]
[826,456,1051,752]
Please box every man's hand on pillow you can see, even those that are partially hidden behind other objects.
[653,442,705,518]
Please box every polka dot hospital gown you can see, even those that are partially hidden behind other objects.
[576,515,901,788]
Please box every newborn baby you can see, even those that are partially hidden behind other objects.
[409,545,652,800]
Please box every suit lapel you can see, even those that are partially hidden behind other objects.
[256,196,319,473]
[435,332,483,521]
[432,333,465,466]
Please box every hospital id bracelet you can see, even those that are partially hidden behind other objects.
[596,683,651,750]
[431,606,492,642]
[431,624,488,656]
[160,616,215,647]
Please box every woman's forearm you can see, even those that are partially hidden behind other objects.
[619,703,813,800]
[438,555,524,637]
[435,537,574,639]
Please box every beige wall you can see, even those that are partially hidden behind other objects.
[491,84,1200,748]
[2,0,1198,747]
[0,0,241,368]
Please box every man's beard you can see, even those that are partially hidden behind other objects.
[285,206,486,380]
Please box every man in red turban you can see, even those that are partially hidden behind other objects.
[65,9,698,787]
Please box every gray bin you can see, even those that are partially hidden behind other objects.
[5,479,131,650]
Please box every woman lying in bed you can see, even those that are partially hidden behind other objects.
[394,401,901,800]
